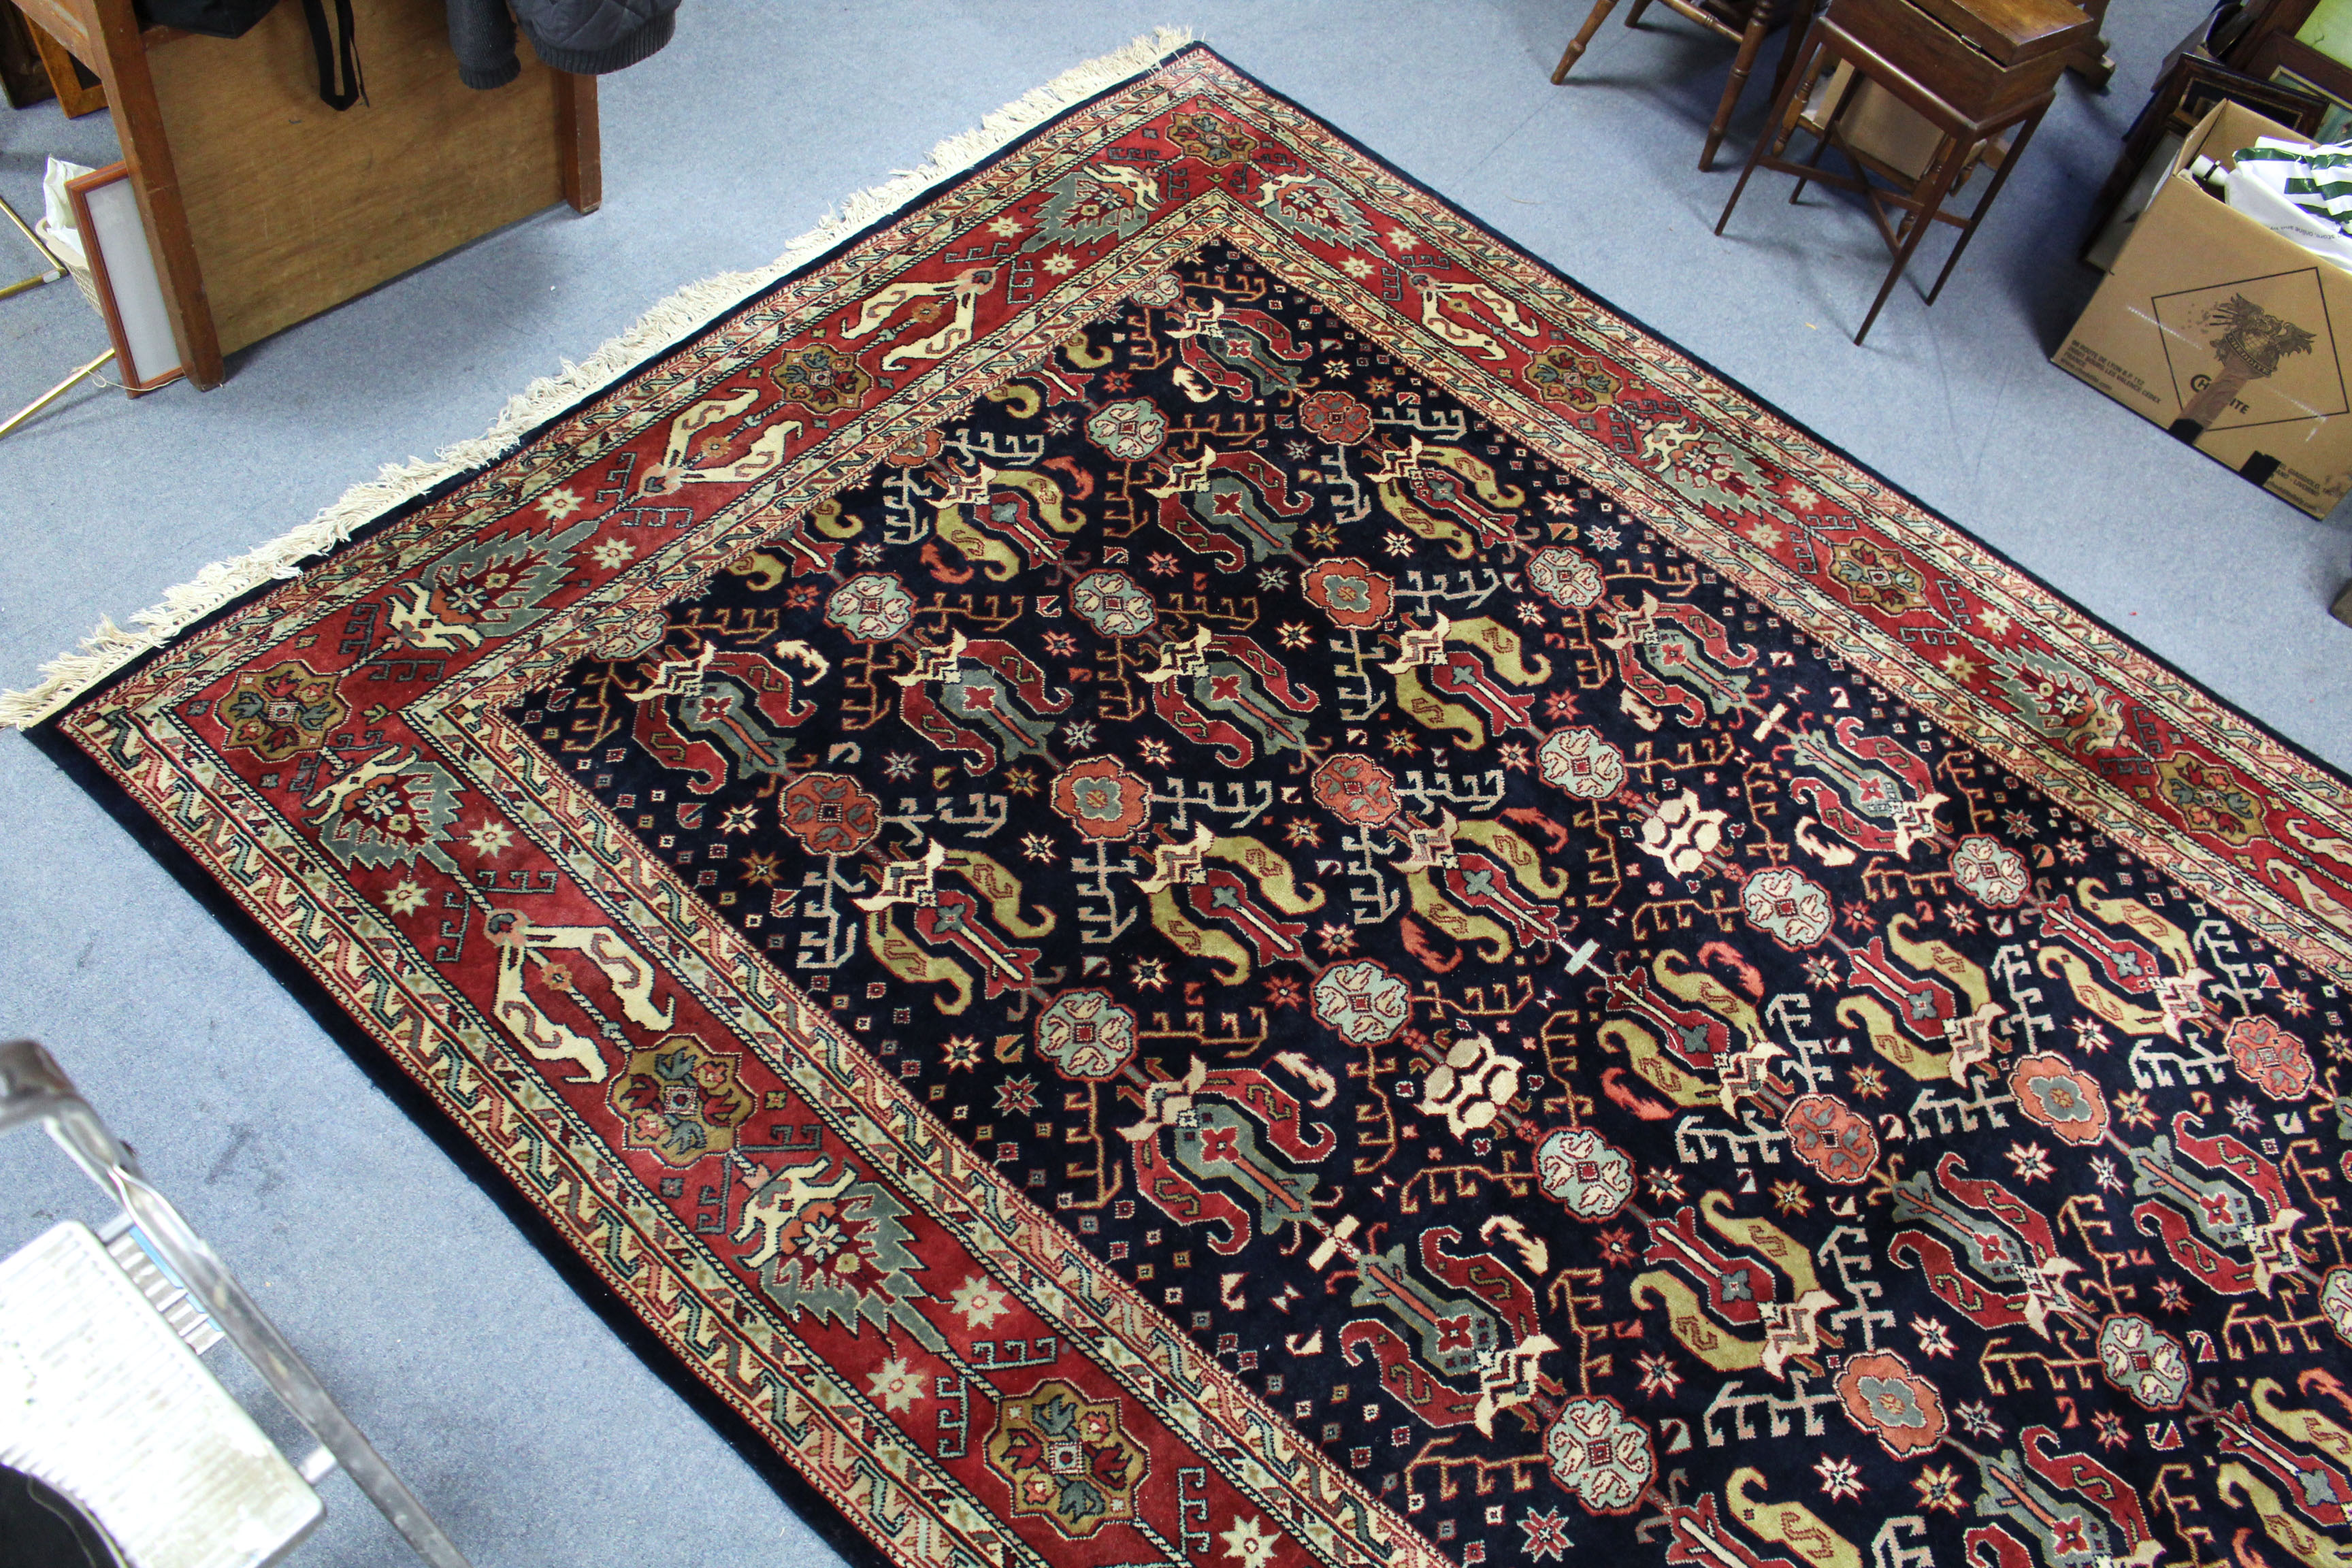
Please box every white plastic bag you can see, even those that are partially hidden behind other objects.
[35,156,93,271]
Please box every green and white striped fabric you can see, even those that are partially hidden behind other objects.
[2234,135,2352,233]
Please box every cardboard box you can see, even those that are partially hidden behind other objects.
[1802,63,1952,182]
[2054,99,2352,518]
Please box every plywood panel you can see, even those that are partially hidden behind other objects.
[146,0,566,355]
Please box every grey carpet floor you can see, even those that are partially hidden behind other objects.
[2,3,2347,1563]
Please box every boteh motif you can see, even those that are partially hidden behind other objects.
[985,1379,1149,1535]
[46,46,2352,1568]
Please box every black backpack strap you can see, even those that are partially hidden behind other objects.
[298,0,364,110]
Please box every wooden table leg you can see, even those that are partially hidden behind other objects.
[1784,45,1846,197]
[555,71,600,216]
[1923,99,2048,304]
[86,0,220,389]
[1553,0,1626,82]
[1769,0,1818,97]
[2065,0,2113,87]
[1855,132,1965,342]
[1786,93,1841,201]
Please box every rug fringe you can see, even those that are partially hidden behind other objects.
[0,25,1196,731]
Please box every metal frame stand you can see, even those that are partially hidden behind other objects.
[0,1040,474,1568]
[0,190,118,440]
[0,190,63,299]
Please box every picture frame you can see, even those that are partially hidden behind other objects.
[2243,29,2352,136]
[2083,52,2328,249]
[65,163,183,395]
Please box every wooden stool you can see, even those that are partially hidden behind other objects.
[1552,0,1818,170]
[1714,0,2094,342]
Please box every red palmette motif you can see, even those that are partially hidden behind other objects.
[47,44,2352,1568]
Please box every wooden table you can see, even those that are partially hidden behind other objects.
[1714,0,2094,342]
[11,0,598,389]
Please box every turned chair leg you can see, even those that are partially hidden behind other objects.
[1701,12,1775,170]
[1552,0,1624,82]
[1627,0,1656,26]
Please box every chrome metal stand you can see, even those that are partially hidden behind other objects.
[0,1040,474,1568]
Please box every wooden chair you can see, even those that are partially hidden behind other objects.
[1714,0,2094,341]
[1552,0,1818,169]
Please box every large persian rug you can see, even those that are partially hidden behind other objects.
[27,37,2352,1568]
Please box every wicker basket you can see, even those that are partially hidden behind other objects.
[33,216,100,316]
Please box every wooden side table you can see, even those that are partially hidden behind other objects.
[1714,0,2093,342]
[9,0,598,389]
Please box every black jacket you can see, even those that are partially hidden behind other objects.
[447,0,676,88]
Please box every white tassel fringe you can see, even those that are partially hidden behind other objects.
[1,26,1194,730]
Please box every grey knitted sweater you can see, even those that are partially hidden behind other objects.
[446,0,678,88]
